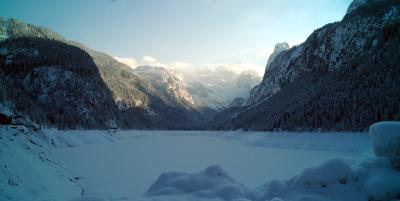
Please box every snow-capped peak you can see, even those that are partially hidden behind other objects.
[266,42,290,68]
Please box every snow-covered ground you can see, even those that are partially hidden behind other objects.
[50,130,369,199]
[1,127,399,201]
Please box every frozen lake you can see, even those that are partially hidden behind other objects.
[50,130,372,199]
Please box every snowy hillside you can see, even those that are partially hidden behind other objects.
[1,0,399,200]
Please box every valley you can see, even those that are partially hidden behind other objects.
[0,0,399,201]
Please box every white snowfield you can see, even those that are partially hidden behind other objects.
[1,122,400,201]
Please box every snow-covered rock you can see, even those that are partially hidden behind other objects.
[144,165,248,201]
[369,121,400,168]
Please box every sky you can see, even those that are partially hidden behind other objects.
[0,0,352,75]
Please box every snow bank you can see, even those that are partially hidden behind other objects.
[369,121,400,168]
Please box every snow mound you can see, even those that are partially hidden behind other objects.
[144,165,249,201]
[369,121,400,168]
[261,157,400,201]
[290,158,353,189]
[261,158,360,201]
[144,157,400,201]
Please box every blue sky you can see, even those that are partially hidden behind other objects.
[0,0,352,75]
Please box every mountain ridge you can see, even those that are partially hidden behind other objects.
[212,0,400,131]
[0,17,205,129]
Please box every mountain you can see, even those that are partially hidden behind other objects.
[247,43,289,105]
[265,42,290,69]
[133,65,195,107]
[213,0,400,131]
[0,18,203,129]
[181,66,261,110]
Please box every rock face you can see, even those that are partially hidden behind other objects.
[265,42,290,70]
[247,42,289,106]
[213,0,400,131]
[0,18,203,129]
[133,66,195,106]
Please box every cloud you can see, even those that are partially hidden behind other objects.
[113,56,137,68]
[168,62,192,70]
[114,54,265,77]
[139,54,265,76]
[142,55,157,63]
[140,56,192,71]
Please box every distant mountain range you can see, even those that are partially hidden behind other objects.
[213,0,400,131]
[176,67,261,110]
